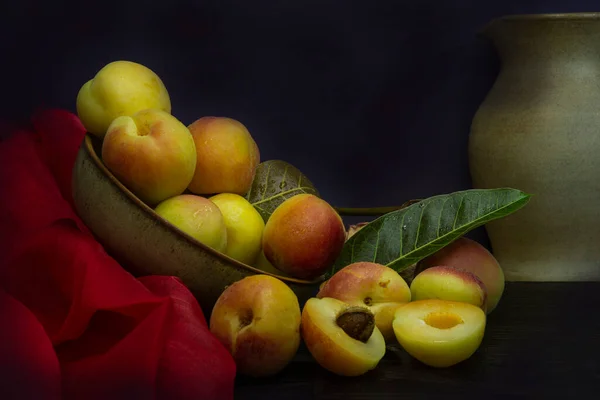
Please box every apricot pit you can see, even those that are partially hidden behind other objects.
[335,306,375,343]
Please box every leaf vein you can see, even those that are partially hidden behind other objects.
[251,187,315,207]
[452,196,465,230]
[260,164,272,201]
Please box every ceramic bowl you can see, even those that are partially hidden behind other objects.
[71,134,323,316]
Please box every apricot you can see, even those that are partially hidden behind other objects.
[209,193,265,265]
[301,297,386,376]
[101,108,197,206]
[252,250,294,278]
[187,117,260,196]
[410,266,487,312]
[346,222,368,240]
[392,299,486,368]
[209,275,301,377]
[77,60,171,138]
[416,237,505,313]
[154,194,227,252]
[317,262,411,342]
[262,194,346,280]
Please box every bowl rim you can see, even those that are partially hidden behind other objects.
[82,133,325,286]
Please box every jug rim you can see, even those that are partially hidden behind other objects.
[478,12,600,37]
[496,12,600,21]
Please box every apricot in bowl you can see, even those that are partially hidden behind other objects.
[71,134,322,317]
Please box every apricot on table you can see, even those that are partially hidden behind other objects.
[416,237,505,313]
[209,275,302,377]
[187,117,260,196]
[154,194,227,252]
[392,299,486,368]
[262,194,346,280]
[77,60,171,138]
[410,265,487,312]
[301,297,386,376]
[317,262,411,342]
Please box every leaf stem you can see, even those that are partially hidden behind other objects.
[334,199,422,217]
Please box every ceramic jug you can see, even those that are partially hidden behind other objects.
[469,13,600,281]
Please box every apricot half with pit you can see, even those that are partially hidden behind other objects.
[301,297,386,376]
[392,299,486,368]
[317,262,411,342]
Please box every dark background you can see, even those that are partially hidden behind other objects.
[1,0,597,244]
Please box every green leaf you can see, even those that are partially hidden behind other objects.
[328,188,531,278]
[245,160,320,222]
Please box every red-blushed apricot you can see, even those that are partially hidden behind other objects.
[209,275,301,377]
[416,237,505,313]
[262,194,346,280]
[317,262,411,342]
[101,108,196,206]
[410,265,488,312]
[301,297,386,376]
[392,299,486,368]
[187,117,260,196]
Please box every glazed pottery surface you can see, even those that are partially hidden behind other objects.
[470,13,600,281]
[72,134,321,317]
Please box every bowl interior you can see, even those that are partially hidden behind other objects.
[84,134,324,286]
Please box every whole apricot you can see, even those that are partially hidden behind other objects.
[416,237,505,313]
[77,60,171,138]
[154,194,227,252]
[262,194,346,280]
[187,117,260,196]
[101,108,196,206]
[210,275,301,377]
[410,265,488,312]
[209,193,265,265]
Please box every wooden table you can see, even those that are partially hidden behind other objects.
[234,282,600,399]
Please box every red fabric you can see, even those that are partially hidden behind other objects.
[0,110,236,400]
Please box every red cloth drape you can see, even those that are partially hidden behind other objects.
[0,110,236,400]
